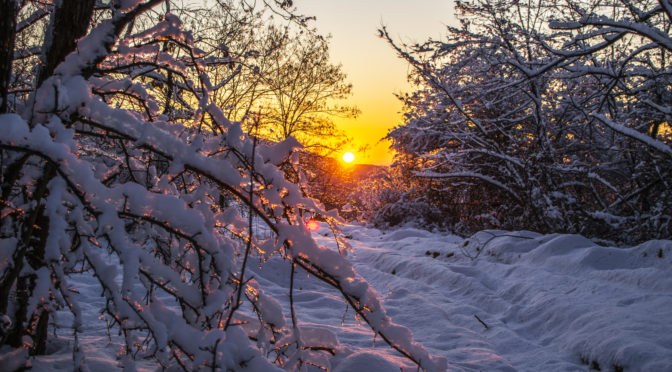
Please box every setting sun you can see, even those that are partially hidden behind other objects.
[342,152,355,163]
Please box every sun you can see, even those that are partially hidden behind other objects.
[342,152,355,163]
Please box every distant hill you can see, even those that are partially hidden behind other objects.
[349,163,386,180]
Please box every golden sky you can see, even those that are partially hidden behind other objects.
[295,0,457,165]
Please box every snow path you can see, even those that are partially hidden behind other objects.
[309,225,672,371]
[29,225,672,371]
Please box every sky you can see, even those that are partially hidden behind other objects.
[294,0,457,165]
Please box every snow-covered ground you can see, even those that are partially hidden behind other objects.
[31,224,672,371]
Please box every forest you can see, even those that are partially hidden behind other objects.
[0,0,671,371]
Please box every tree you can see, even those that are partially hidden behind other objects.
[191,4,358,156]
[380,0,672,243]
[258,30,358,154]
[0,1,445,371]
[0,0,19,114]
[186,7,360,217]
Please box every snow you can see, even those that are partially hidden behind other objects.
[333,351,400,372]
[592,113,672,159]
[25,223,672,371]
[5,1,670,369]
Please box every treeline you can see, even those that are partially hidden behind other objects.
[372,0,672,244]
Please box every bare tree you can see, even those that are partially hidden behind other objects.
[260,30,358,154]
[194,8,358,155]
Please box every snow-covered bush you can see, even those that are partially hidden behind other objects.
[380,0,672,243]
[354,161,453,230]
[0,1,445,370]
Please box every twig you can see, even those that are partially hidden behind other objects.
[224,134,258,329]
[474,314,489,330]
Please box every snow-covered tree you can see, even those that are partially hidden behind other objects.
[0,1,445,370]
[381,0,672,243]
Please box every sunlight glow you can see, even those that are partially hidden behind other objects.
[306,219,320,232]
[342,152,355,163]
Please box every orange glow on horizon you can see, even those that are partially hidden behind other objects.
[295,0,456,166]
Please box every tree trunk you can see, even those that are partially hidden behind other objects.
[0,0,19,113]
[2,0,97,355]
[36,0,96,87]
